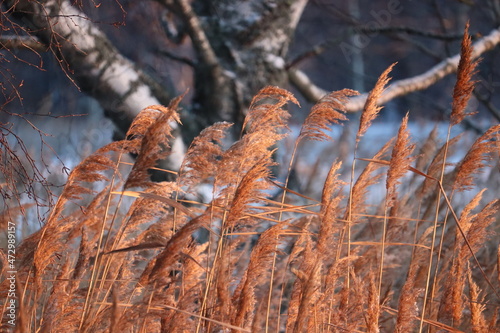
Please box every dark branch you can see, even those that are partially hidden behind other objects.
[0,35,47,52]
[357,25,465,41]
[156,48,196,67]
[473,89,500,122]
[289,26,500,112]
[169,0,219,68]
[288,26,465,69]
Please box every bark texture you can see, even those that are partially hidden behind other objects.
[160,0,308,133]
[4,0,188,168]
[4,0,308,166]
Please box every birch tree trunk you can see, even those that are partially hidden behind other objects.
[4,0,308,166]
[4,0,186,169]
[159,0,308,132]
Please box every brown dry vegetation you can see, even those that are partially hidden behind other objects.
[1,26,499,333]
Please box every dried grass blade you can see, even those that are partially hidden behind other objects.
[383,306,464,332]
[346,241,430,249]
[111,190,196,218]
[356,158,433,180]
[269,180,320,203]
[96,302,251,332]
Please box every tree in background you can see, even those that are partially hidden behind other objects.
[1,0,500,167]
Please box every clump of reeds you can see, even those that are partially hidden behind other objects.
[1,24,499,333]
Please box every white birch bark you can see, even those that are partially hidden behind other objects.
[4,0,186,169]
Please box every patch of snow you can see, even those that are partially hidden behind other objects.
[168,134,186,171]
[265,54,285,69]
[122,84,159,116]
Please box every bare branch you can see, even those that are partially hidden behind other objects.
[288,68,329,103]
[473,89,500,122]
[170,0,219,68]
[156,48,196,67]
[392,33,442,60]
[357,25,464,41]
[288,27,463,68]
[0,35,47,52]
[289,26,500,113]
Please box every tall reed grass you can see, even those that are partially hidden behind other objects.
[1,25,499,332]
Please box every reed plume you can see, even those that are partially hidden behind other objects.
[5,45,499,332]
